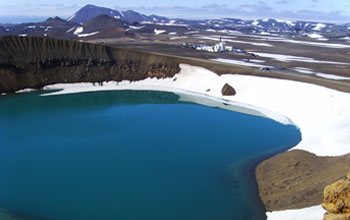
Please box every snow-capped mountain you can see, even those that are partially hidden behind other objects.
[65,5,349,36]
[1,4,349,40]
[67,4,125,24]
[67,4,169,24]
[199,18,341,34]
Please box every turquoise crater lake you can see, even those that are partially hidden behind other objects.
[0,90,301,220]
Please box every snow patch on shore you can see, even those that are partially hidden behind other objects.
[16,88,37,94]
[42,64,350,158]
[267,205,324,220]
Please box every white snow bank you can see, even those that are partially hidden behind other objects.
[276,38,350,48]
[184,31,199,35]
[127,25,145,30]
[73,27,83,35]
[313,23,326,31]
[294,68,350,81]
[67,14,76,22]
[316,73,350,80]
[169,36,188,40]
[154,29,166,35]
[255,35,350,49]
[77,31,99,38]
[307,33,323,39]
[212,58,271,68]
[43,64,350,157]
[267,205,324,220]
[276,19,296,26]
[253,52,349,65]
[73,27,99,38]
[195,35,273,47]
[250,59,266,63]
[66,27,75,33]
[294,67,314,74]
[16,88,37,94]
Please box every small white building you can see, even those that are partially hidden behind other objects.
[195,37,227,53]
[214,37,226,52]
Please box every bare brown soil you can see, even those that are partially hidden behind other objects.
[256,150,350,211]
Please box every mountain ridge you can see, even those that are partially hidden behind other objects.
[0,4,349,41]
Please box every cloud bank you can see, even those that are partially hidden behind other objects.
[0,2,349,23]
[115,3,350,23]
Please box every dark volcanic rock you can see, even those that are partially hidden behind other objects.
[221,83,236,96]
[83,14,128,32]
[79,14,132,39]
[67,4,125,24]
[0,36,180,93]
[67,4,159,24]
[122,10,150,23]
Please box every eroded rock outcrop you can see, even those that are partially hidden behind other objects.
[221,83,236,96]
[322,173,350,220]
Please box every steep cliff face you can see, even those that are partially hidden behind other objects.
[0,36,180,93]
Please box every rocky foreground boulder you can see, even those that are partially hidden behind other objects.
[322,173,350,220]
[221,83,236,96]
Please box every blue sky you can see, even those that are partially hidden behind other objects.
[0,0,349,23]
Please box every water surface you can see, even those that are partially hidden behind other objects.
[0,90,301,220]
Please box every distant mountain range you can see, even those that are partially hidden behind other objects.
[67,4,169,24]
[0,4,349,41]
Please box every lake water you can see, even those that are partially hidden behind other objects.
[0,90,301,220]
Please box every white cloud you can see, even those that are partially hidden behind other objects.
[0,2,349,23]
[115,4,350,23]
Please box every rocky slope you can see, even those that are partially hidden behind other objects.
[256,150,350,211]
[76,14,132,39]
[0,36,180,94]
[67,4,168,24]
